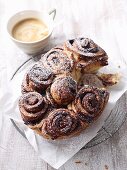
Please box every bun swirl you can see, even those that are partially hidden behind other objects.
[19,92,48,127]
[65,38,108,73]
[41,109,79,139]
[65,38,107,58]
[22,63,54,93]
[71,85,109,126]
[41,49,74,75]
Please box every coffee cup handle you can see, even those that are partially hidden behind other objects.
[48,9,56,20]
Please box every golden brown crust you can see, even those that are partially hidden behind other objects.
[21,63,54,93]
[76,58,108,73]
[46,86,59,108]
[46,75,77,106]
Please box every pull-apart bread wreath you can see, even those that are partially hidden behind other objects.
[19,37,119,140]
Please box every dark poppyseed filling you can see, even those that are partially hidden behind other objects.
[45,109,77,139]
[54,113,71,129]
[23,93,39,105]
[44,50,73,73]
[24,115,43,125]
[82,93,98,108]
[69,38,99,53]
[78,112,93,123]
[26,95,39,105]
[29,65,52,81]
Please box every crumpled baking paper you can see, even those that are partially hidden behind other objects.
[1,59,127,169]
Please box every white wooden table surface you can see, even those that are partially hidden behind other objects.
[0,0,127,169]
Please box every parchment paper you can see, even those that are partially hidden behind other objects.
[1,59,127,169]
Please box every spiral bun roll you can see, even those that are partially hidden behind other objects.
[22,63,54,93]
[41,109,80,139]
[65,38,108,73]
[69,85,109,127]
[41,48,74,75]
[19,92,48,131]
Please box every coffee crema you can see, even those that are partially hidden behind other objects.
[12,18,49,42]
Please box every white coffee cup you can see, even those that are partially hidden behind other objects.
[7,9,56,54]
